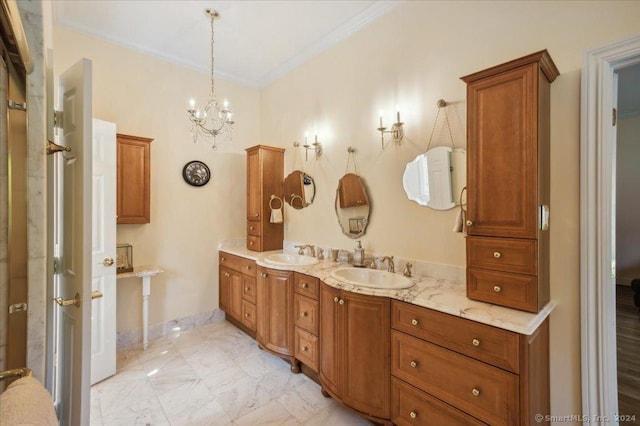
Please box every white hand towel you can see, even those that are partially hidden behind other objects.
[270,207,283,223]
[453,208,463,233]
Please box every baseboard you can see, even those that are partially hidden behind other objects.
[116,309,226,349]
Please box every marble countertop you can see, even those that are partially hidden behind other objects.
[220,247,555,335]
[116,265,163,279]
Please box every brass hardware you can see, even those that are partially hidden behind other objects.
[402,262,413,278]
[103,257,115,266]
[466,220,474,227]
[249,226,254,230]
[301,346,308,352]
[0,367,32,382]
[245,313,250,318]
[47,140,72,155]
[249,241,254,245]
[302,283,309,289]
[221,257,226,261]
[410,360,417,368]
[224,272,230,277]
[91,291,103,300]
[261,273,267,278]
[245,286,250,291]
[472,388,480,397]
[254,213,259,217]
[9,303,27,314]
[8,100,27,111]
[410,411,417,419]
[411,319,418,326]
[493,285,502,293]
[54,292,81,308]
[338,299,344,305]
[245,265,251,270]
[493,252,501,259]
[472,338,480,347]
[301,311,308,317]
[540,204,550,231]
[334,297,339,303]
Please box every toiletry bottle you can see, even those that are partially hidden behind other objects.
[353,241,365,266]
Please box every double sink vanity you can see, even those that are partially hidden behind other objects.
[218,246,554,425]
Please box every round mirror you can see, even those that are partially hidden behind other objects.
[335,173,370,238]
[403,147,466,210]
[284,170,315,209]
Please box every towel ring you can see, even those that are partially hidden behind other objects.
[269,195,283,210]
[290,194,304,207]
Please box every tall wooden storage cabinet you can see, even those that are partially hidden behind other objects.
[117,133,153,224]
[461,50,559,313]
[246,145,285,251]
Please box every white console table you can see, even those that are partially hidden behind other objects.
[116,265,163,350]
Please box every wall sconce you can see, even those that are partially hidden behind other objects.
[298,132,322,161]
[377,105,405,149]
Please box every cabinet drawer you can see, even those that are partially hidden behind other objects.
[294,294,319,335]
[467,268,537,313]
[241,300,256,331]
[391,331,519,426]
[391,300,519,373]
[467,237,537,275]
[247,221,260,237]
[391,378,486,426]
[295,327,318,372]
[294,273,319,300]
[242,276,256,304]
[219,252,257,277]
[247,235,261,252]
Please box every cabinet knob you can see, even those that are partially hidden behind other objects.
[221,257,226,261]
[472,388,481,397]
[254,213,259,218]
[224,272,230,277]
[302,283,309,289]
[411,319,419,326]
[249,241,254,246]
[493,251,501,259]
[245,313,250,318]
[409,411,417,419]
[493,285,502,293]
[245,286,250,291]
[334,296,339,303]
[466,220,474,227]
[339,299,344,305]
[301,346,308,352]
[410,360,417,368]
[246,266,251,270]
[249,226,254,230]
[261,273,267,278]
[472,338,481,347]
[301,311,308,317]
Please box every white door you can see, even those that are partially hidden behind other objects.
[90,119,117,385]
[52,58,93,426]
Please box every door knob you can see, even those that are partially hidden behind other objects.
[103,257,114,266]
[54,292,81,308]
[91,291,103,300]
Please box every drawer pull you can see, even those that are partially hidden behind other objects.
[466,220,474,227]
[249,226,254,230]
[245,286,250,291]
[411,319,419,326]
[261,273,267,278]
[410,360,417,368]
[224,272,230,277]
[249,241,254,246]
[472,388,481,397]
[493,251,501,259]
[339,299,344,305]
[254,213,259,217]
[410,411,417,419]
[302,283,309,289]
[301,311,308,317]
[221,257,226,261]
[334,296,339,303]
[472,338,481,347]
[493,285,502,293]
[246,266,251,270]
[245,313,250,318]
[301,346,308,352]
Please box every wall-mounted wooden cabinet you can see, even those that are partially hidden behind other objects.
[117,133,153,224]
[246,145,284,251]
[462,50,559,313]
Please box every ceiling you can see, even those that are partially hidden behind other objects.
[53,0,401,88]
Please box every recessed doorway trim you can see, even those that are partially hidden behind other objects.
[580,33,640,419]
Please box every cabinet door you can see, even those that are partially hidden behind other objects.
[229,270,243,321]
[256,267,268,343]
[219,266,232,313]
[319,283,341,396]
[116,134,152,224]
[466,64,538,239]
[246,148,261,221]
[257,268,294,356]
[342,291,390,419]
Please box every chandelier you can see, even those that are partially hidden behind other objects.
[187,9,234,148]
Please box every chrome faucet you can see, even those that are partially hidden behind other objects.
[295,244,315,256]
[380,256,395,273]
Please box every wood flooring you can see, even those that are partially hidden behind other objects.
[617,284,640,424]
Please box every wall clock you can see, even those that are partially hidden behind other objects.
[182,160,211,187]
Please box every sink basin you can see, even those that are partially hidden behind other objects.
[263,253,319,267]
[330,267,414,289]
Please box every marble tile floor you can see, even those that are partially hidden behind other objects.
[91,320,372,425]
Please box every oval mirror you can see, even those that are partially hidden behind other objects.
[335,173,370,238]
[284,170,315,209]
[402,147,466,210]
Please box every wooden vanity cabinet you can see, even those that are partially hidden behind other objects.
[219,252,257,335]
[461,50,559,313]
[391,300,549,425]
[117,133,153,224]
[256,266,299,371]
[319,282,391,422]
[246,145,285,251]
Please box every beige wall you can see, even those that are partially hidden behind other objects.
[53,27,260,334]
[259,0,640,419]
[52,0,640,420]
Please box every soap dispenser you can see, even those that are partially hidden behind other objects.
[353,241,365,267]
